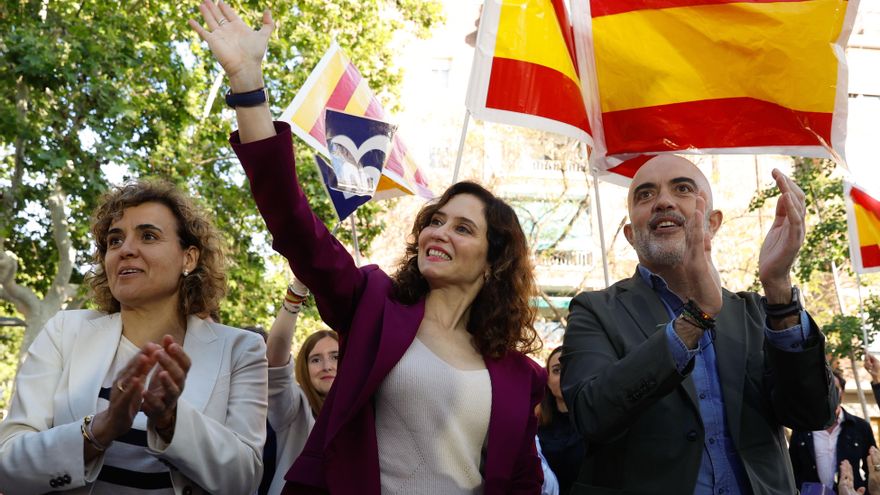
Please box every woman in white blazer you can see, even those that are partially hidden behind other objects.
[0,180,268,495]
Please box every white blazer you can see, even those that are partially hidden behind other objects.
[0,310,268,495]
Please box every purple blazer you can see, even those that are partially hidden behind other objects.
[231,123,546,495]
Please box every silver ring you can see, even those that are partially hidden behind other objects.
[217,18,228,26]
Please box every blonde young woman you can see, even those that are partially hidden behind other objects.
[0,180,267,495]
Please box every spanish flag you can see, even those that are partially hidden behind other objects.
[466,0,592,144]
[279,42,433,200]
[581,0,856,169]
[845,181,880,274]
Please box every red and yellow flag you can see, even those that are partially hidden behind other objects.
[466,0,592,143]
[581,0,855,170]
[280,42,432,200]
[846,181,880,274]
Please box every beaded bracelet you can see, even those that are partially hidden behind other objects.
[680,300,716,330]
[281,301,302,315]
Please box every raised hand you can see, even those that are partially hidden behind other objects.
[141,335,192,442]
[758,168,806,301]
[189,0,274,91]
[684,195,722,317]
[868,446,880,494]
[865,354,880,384]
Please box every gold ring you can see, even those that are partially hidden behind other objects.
[116,381,126,393]
[217,17,228,26]
[874,464,880,472]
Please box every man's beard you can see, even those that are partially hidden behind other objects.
[631,211,700,267]
[633,227,686,267]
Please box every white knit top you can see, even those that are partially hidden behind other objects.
[375,337,492,494]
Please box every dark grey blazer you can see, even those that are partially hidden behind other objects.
[561,271,838,495]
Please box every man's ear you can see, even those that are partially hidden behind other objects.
[707,209,723,237]
[623,223,635,247]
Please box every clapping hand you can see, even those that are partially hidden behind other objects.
[838,459,865,495]
[141,335,192,442]
[865,354,880,384]
[683,194,722,317]
[87,346,157,452]
[758,169,806,301]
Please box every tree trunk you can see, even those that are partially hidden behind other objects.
[0,183,78,367]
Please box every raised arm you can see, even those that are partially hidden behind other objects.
[190,2,365,332]
[266,277,309,367]
[189,0,275,143]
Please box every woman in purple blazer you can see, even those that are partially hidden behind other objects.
[191,2,546,493]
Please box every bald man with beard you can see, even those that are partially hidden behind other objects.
[560,155,838,495]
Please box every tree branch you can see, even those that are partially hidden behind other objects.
[540,194,590,253]
[1,76,30,252]
[538,290,566,326]
[0,250,40,319]
[45,183,77,309]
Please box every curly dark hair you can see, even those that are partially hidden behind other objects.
[391,181,541,359]
[86,179,227,318]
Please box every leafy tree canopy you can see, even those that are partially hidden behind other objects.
[0,0,443,406]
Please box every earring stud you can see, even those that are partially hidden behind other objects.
[182,270,189,277]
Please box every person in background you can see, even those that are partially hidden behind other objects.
[790,370,876,494]
[260,277,337,495]
[291,330,338,419]
[189,2,547,493]
[0,179,267,494]
[537,347,585,494]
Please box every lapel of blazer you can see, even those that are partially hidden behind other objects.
[617,272,701,412]
[617,272,673,341]
[327,297,425,443]
[180,315,223,413]
[484,355,529,483]
[69,313,123,419]
[714,292,748,442]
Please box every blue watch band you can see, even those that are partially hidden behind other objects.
[225,87,268,108]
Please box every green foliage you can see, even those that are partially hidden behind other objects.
[0,0,442,409]
[824,295,880,360]
[749,158,880,359]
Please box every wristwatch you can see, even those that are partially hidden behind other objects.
[760,286,803,318]
[225,87,268,108]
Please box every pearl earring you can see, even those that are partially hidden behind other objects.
[182,270,189,277]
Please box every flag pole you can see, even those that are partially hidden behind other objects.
[349,216,362,267]
[856,270,870,354]
[590,165,611,288]
[452,110,471,184]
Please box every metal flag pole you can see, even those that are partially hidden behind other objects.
[349,215,362,267]
[452,110,471,184]
[590,166,610,288]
